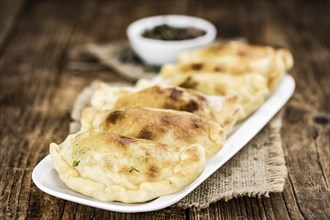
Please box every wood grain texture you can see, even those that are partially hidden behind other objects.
[0,0,25,50]
[1,0,329,219]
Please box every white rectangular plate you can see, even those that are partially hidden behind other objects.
[32,74,295,213]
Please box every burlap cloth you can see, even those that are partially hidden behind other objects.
[67,42,287,209]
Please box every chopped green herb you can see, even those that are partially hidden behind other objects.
[142,24,206,41]
[72,160,80,167]
[129,167,140,173]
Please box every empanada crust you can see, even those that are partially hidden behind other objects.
[161,41,293,91]
[50,132,206,203]
[81,107,225,159]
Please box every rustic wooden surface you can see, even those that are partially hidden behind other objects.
[1,0,329,219]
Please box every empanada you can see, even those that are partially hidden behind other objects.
[50,132,205,203]
[81,107,225,159]
[161,41,293,91]
[163,73,269,120]
[91,83,137,111]
[91,84,240,133]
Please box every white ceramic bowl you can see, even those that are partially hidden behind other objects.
[127,15,217,65]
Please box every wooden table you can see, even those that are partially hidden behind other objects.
[1,0,329,219]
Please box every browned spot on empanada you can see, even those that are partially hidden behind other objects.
[107,110,124,124]
[181,100,199,112]
[190,117,204,129]
[191,63,203,70]
[196,93,206,101]
[138,128,154,140]
[161,115,175,124]
[115,135,136,146]
[169,88,183,100]
[179,77,198,89]
[147,165,159,179]
[214,65,224,71]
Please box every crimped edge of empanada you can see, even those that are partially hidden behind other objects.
[49,135,206,203]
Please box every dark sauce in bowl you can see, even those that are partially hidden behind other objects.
[142,24,206,41]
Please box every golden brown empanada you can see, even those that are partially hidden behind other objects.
[91,84,240,133]
[163,73,269,120]
[161,41,293,91]
[50,132,205,203]
[81,107,225,159]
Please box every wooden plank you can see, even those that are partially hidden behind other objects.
[276,1,330,219]
[0,0,188,219]
[0,0,25,49]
